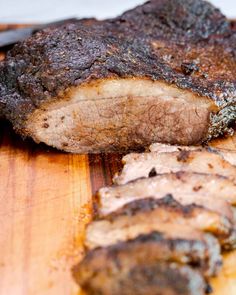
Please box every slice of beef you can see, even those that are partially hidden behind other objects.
[105,196,236,249]
[96,193,233,246]
[73,258,206,295]
[99,171,236,215]
[85,216,222,278]
[0,0,236,153]
[149,143,236,166]
[114,150,236,184]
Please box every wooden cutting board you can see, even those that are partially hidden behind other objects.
[0,121,124,295]
[1,125,236,295]
[0,27,236,294]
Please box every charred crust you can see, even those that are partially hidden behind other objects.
[77,230,219,287]
[181,61,199,76]
[148,167,157,178]
[0,0,235,141]
[231,20,236,31]
[83,231,204,262]
[74,261,206,295]
[207,105,236,141]
[104,195,205,220]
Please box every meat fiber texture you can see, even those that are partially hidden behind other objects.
[74,146,236,295]
[0,0,236,153]
[96,193,235,248]
[75,143,236,294]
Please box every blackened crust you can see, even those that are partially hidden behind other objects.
[73,260,205,295]
[83,231,219,271]
[231,20,236,31]
[0,0,236,139]
[103,195,206,221]
[74,232,209,294]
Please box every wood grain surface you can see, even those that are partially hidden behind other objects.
[0,122,124,295]
[0,26,236,294]
[1,124,236,295]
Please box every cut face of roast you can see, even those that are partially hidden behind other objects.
[0,0,236,152]
[24,79,214,153]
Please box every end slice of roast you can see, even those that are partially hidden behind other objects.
[85,215,222,278]
[73,257,206,295]
[114,150,236,184]
[1,0,236,152]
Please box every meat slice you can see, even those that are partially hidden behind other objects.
[0,0,236,153]
[73,258,206,295]
[99,171,236,213]
[85,214,222,278]
[96,192,234,245]
[113,196,236,250]
[149,142,236,166]
[114,150,236,184]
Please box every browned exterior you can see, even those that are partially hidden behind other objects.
[0,0,236,145]
[101,195,235,249]
[84,230,222,275]
[0,13,236,292]
[74,236,208,295]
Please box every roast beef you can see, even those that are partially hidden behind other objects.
[0,0,236,152]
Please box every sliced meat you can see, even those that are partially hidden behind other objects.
[114,150,236,184]
[109,196,236,249]
[99,171,236,214]
[96,194,234,247]
[149,142,236,166]
[1,0,236,152]
[73,258,206,295]
[85,215,222,278]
